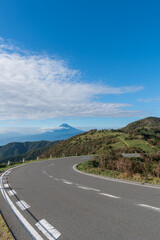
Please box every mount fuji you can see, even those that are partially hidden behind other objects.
[0,124,84,146]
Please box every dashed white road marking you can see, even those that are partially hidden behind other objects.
[77,186,92,190]
[0,168,44,240]
[48,163,54,166]
[4,184,9,188]
[16,200,30,210]
[62,179,73,185]
[99,193,120,199]
[44,171,54,178]
[54,178,60,181]
[77,185,100,192]
[137,204,160,212]
[63,181,73,184]
[86,187,100,192]
[36,219,61,240]
[8,190,16,196]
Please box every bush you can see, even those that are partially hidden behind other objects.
[94,149,160,179]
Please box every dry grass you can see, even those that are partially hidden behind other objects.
[0,213,13,240]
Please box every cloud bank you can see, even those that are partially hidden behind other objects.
[0,38,143,120]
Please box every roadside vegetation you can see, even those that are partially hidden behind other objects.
[41,117,160,158]
[0,212,13,240]
[1,117,160,186]
[0,141,59,164]
[77,149,160,184]
[40,117,160,184]
[0,158,47,174]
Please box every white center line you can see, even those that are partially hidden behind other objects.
[86,187,100,192]
[136,204,160,212]
[62,179,73,184]
[63,181,73,185]
[77,185,100,192]
[77,186,92,190]
[99,193,120,199]
[36,219,61,240]
[54,178,60,181]
[48,163,54,166]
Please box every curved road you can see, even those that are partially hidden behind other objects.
[1,156,160,240]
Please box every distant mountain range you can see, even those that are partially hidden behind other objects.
[41,117,160,158]
[0,124,84,146]
[0,141,59,163]
[2,117,160,164]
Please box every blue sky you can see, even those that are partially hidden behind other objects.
[0,0,160,132]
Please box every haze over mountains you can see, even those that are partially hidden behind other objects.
[0,124,83,146]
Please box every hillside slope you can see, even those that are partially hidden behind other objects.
[0,141,59,163]
[121,117,160,131]
[41,117,160,158]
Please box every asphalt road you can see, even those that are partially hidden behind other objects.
[1,156,160,240]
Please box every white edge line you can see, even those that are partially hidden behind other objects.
[0,167,44,240]
[73,164,160,190]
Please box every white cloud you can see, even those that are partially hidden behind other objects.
[0,38,143,120]
[0,126,65,135]
[138,97,160,103]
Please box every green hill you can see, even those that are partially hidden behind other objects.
[41,117,160,158]
[121,117,160,132]
[40,117,160,184]
[0,141,59,163]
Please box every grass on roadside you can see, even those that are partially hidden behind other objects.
[0,213,13,240]
[0,158,48,174]
[77,161,160,185]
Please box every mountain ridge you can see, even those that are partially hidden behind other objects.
[121,117,160,131]
[0,141,59,163]
[41,117,160,158]
[0,124,83,146]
